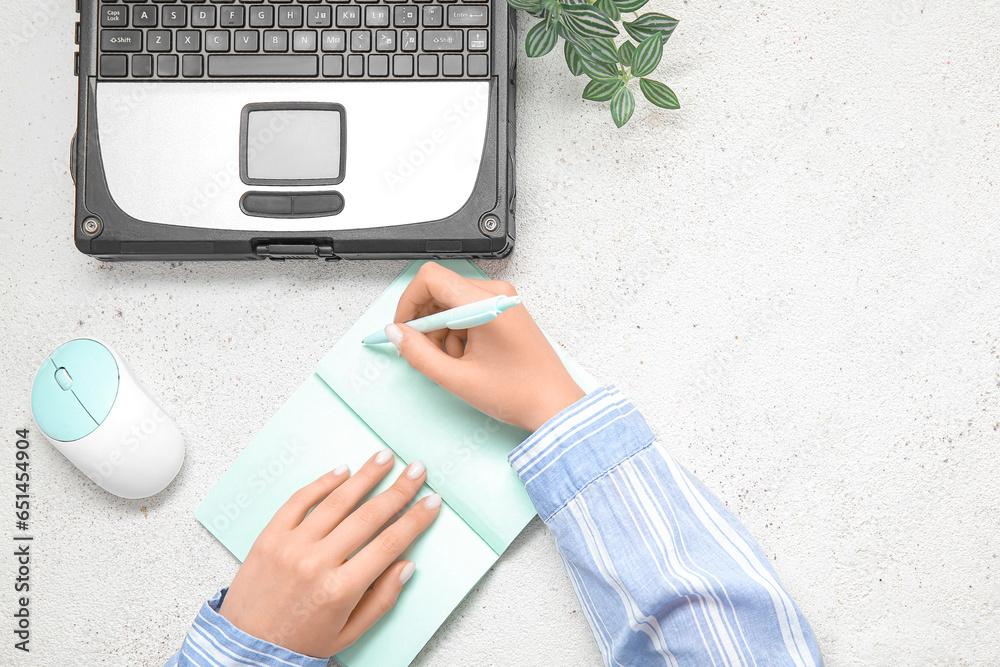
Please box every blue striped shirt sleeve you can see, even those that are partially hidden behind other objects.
[164,588,328,667]
[509,386,824,667]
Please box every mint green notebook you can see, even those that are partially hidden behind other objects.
[195,260,598,667]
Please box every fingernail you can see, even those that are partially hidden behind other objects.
[333,464,349,476]
[423,493,442,510]
[385,323,403,353]
[405,461,425,480]
[375,448,394,465]
[399,562,415,586]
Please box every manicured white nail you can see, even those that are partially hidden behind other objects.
[332,464,349,476]
[375,448,393,465]
[423,493,442,510]
[385,324,403,352]
[399,562,415,586]
[405,461,425,480]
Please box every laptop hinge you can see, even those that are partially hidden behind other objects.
[254,243,336,260]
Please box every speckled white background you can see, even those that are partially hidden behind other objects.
[2,1,999,665]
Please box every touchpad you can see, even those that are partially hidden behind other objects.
[240,103,346,186]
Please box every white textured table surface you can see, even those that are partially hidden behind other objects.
[2,1,999,665]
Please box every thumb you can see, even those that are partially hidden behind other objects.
[386,323,467,392]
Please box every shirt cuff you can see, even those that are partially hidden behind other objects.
[179,588,329,667]
[508,386,655,522]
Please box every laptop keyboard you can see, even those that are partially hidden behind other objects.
[96,0,491,81]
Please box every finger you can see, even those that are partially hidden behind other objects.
[389,323,472,392]
[394,262,494,323]
[331,561,416,653]
[324,461,427,560]
[297,448,396,539]
[343,493,442,584]
[443,330,466,358]
[426,328,448,351]
[263,466,350,535]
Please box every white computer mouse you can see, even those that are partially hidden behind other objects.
[30,338,184,499]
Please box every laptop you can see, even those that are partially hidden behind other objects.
[71,0,517,261]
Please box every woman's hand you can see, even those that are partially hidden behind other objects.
[386,262,586,432]
[219,449,440,658]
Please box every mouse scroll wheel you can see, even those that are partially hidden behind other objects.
[54,367,74,391]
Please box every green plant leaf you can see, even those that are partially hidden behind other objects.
[564,40,587,76]
[594,0,620,22]
[629,33,662,77]
[556,18,590,48]
[610,86,635,127]
[507,0,543,12]
[638,78,680,108]
[623,12,678,44]
[561,4,620,39]
[618,41,635,68]
[586,38,620,64]
[581,58,620,80]
[613,0,650,12]
[525,19,559,57]
[582,78,623,102]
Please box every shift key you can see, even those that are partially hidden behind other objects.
[101,30,142,52]
[423,30,463,51]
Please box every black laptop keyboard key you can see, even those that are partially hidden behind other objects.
[183,54,205,77]
[366,6,389,27]
[132,54,153,78]
[264,30,289,52]
[102,30,143,52]
[191,7,216,29]
[250,7,275,28]
[97,0,491,80]
[337,7,361,28]
[422,6,442,27]
[147,30,171,52]
[447,6,487,26]
[208,55,319,77]
[132,6,157,28]
[161,7,186,28]
[158,54,179,78]
[368,54,389,77]
[308,6,333,27]
[206,30,230,52]
[102,6,128,28]
[423,30,462,51]
[235,31,260,52]
[322,30,347,51]
[177,30,201,52]
[220,7,245,28]
[100,54,128,77]
[278,6,304,28]
[292,30,318,52]
[351,30,371,52]
[375,30,396,52]
[323,54,344,76]
[347,54,364,76]
[394,6,418,27]
[417,53,437,76]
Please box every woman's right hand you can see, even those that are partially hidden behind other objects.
[384,263,586,433]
